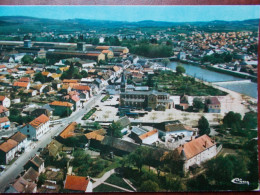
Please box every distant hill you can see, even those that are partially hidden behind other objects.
[0,16,258,34]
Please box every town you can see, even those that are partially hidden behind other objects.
[0,15,258,192]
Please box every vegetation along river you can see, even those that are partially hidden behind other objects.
[167,62,257,99]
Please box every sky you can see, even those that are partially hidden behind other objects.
[0,6,259,22]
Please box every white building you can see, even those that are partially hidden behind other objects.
[138,129,158,145]
[0,117,10,130]
[18,114,50,140]
[0,139,18,164]
[158,124,196,138]
[177,135,218,172]
[0,96,11,108]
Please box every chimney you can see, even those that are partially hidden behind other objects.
[204,141,207,148]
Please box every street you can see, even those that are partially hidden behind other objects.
[0,92,103,192]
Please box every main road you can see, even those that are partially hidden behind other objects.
[0,92,103,192]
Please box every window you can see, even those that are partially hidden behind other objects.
[27,129,29,133]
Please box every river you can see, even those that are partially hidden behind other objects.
[167,62,258,99]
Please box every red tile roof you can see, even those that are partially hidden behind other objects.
[208,97,220,105]
[86,53,100,57]
[29,114,49,128]
[59,122,77,139]
[10,132,27,143]
[73,85,91,91]
[0,105,8,113]
[0,65,6,69]
[96,46,110,50]
[139,129,158,140]
[0,139,18,153]
[64,175,90,192]
[0,117,9,123]
[177,135,216,160]
[63,79,78,83]
[49,101,73,107]
[0,96,7,101]
[18,77,30,82]
[13,82,29,88]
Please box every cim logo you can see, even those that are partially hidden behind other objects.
[231,178,250,185]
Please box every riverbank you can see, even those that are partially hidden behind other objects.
[169,58,257,83]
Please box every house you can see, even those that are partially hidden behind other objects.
[5,177,37,193]
[57,122,77,141]
[0,96,11,108]
[9,132,28,152]
[138,129,158,145]
[72,85,92,98]
[23,167,39,183]
[13,82,30,90]
[0,105,9,117]
[18,77,30,83]
[63,93,81,110]
[0,139,18,164]
[22,89,38,97]
[49,101,74,116]
[0,117,10,130]
[179,94,190,110]
[46,139,63,158]
[24,155,45,174]
[158,123,196,138]
[31,108,52,118]
[206,97,221,113]
[85,129,106,148]
[60,84,72,94]
[31,84,46,94]
[18,114,50,140]
[175,135,218,172]
[64,175,92,192]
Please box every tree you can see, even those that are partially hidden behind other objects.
[34,57,47,64]
[198,116,210,135]
[128,147,149,173]
[161,149,184,176]
[38,173,47,187]
[21,55,34,64]
[107,121,123,138]
[205,155,234,186]
[193,97,204,111]
[140,180,159,192]
[34,72,45,83]
[242,112,257,130]
[176,65,185,75]
[222,111,242,131]
[80,70,88,78]
[162,58,170,70]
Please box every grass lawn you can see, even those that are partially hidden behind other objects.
[106,174,134,191]
[101,95,110,102]
[82,108,97,120]
[151,70,227,96]
[93,184,124,192]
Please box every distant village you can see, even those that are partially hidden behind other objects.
[0,25,257,193]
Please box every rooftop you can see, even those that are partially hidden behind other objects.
[64,175,90,192]
[59,122,77,139]
[29,114,49,129]
[177,135,216,160]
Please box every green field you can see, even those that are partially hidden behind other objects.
[82,108,97,120]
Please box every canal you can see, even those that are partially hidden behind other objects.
[167,62,258,99]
